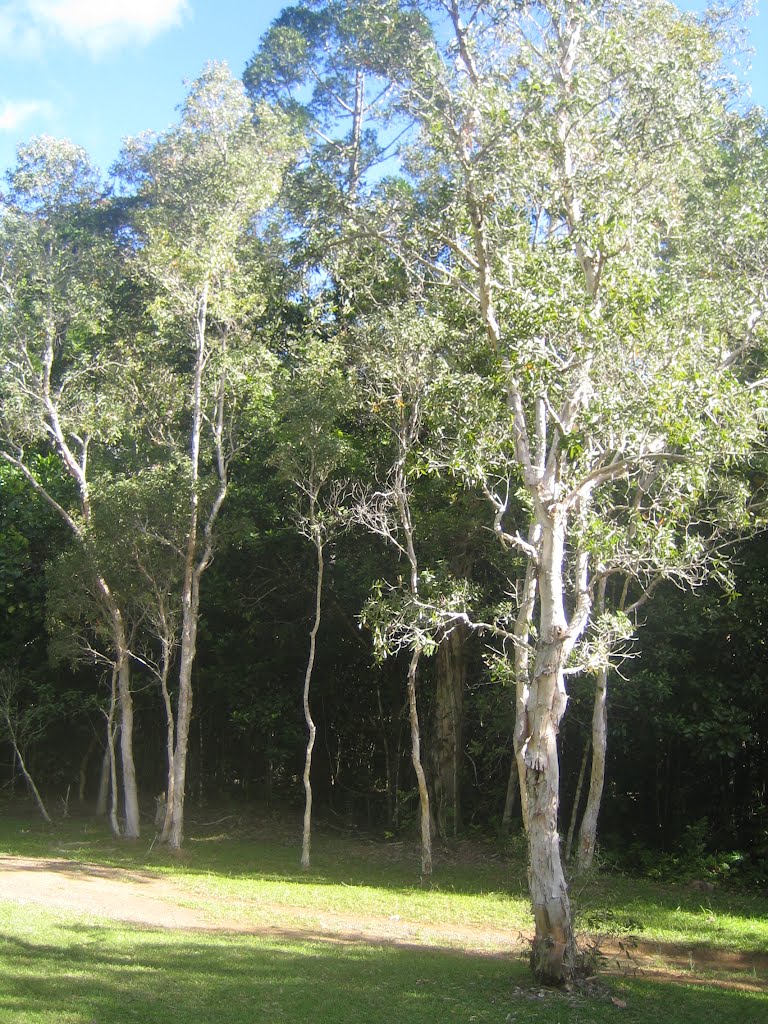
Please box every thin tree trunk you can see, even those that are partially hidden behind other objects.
[158,634,176,841]
[376,681,395,826]
[11,745,51,824]
[301,528,324,870]
[4,324,141,837]
[166,575,199,849]
[565,735,591,862]
[106,666,121,838]
[407,648,432,875]
[501,752,519,831]
[164,283,229,851]
[395,456,433,875]
[432,622,467,837]
[165,290,207,851]
[1,708,51,824]
[96,743,110,816]
[116,655,139,838]
[78,737,96,804]
[505,524,542,834]
[575,578,611,873]
[576,666,607,873]
[347,68,365,198]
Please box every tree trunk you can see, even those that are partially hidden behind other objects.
[376,681,395,827]
[106,667,121,838]
[524,642,574,984]
[407,648,432,875]
[301,530,324,870]
[565,735,590,862]
[508,527,541,834]
[501,752,519,832]
[162,282,227,851]
[116,655,140,838]
[164,573,199,850]
[1,708,51,824]
[521,514,578,984]
[576,665,607,873]
[12,745,51,824]
[158,636,176,839]
[78,737,96,804]
[96,743,110,817]
[431,622,467,838]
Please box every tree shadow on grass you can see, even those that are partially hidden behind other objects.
[0,922,766,1024]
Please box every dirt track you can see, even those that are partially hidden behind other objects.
[0,853,519,950]
[1,854,766,993]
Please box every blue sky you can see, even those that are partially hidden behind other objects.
[0,1,766,180]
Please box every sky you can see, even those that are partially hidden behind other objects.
[0,0,766,180]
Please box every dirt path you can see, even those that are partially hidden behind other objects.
[0,855,224,930]
[0,854,518,950]
[1,854,766,994]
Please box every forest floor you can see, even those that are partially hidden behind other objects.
[1,852,766,995]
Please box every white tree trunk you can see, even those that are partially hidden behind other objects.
[157,633,176,839]
[509,532,541,833]
[521,513,575,983]
[565,735,590,862]
[301,531,323,870]
[116,655,140,838]
[163,283,228,852]
[165,574,199,850]
[407,648,432,876]
[106,667,121,838]
[576,664,608,873]
[1,707,52,825]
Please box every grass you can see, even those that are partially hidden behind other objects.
[1,902,766,1024]
[0,810,767,1023]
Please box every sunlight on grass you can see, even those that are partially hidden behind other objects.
[1,812,767,1024]
[0,900,766,1024]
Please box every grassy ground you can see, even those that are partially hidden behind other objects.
[0,811,767,1024]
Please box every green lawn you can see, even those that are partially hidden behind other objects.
[0,813,766,1024]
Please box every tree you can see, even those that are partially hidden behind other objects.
[272,336,354,868]
[406,1,766,981]
[0,136,142,837]
[271,0,767,981]
[115,62,298,849]
[0,667,52,823]
[353,306,471,875]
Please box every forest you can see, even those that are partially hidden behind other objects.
[1,0,767,986]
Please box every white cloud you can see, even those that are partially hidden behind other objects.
[0,98,52,132]
[1,1,189,56]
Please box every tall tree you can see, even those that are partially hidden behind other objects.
[272,336,354,869]
[116,62,298,849]
[354,306,471,875]
[408,1,765,981]
[270,0,767,981]
[0,137,142,837]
